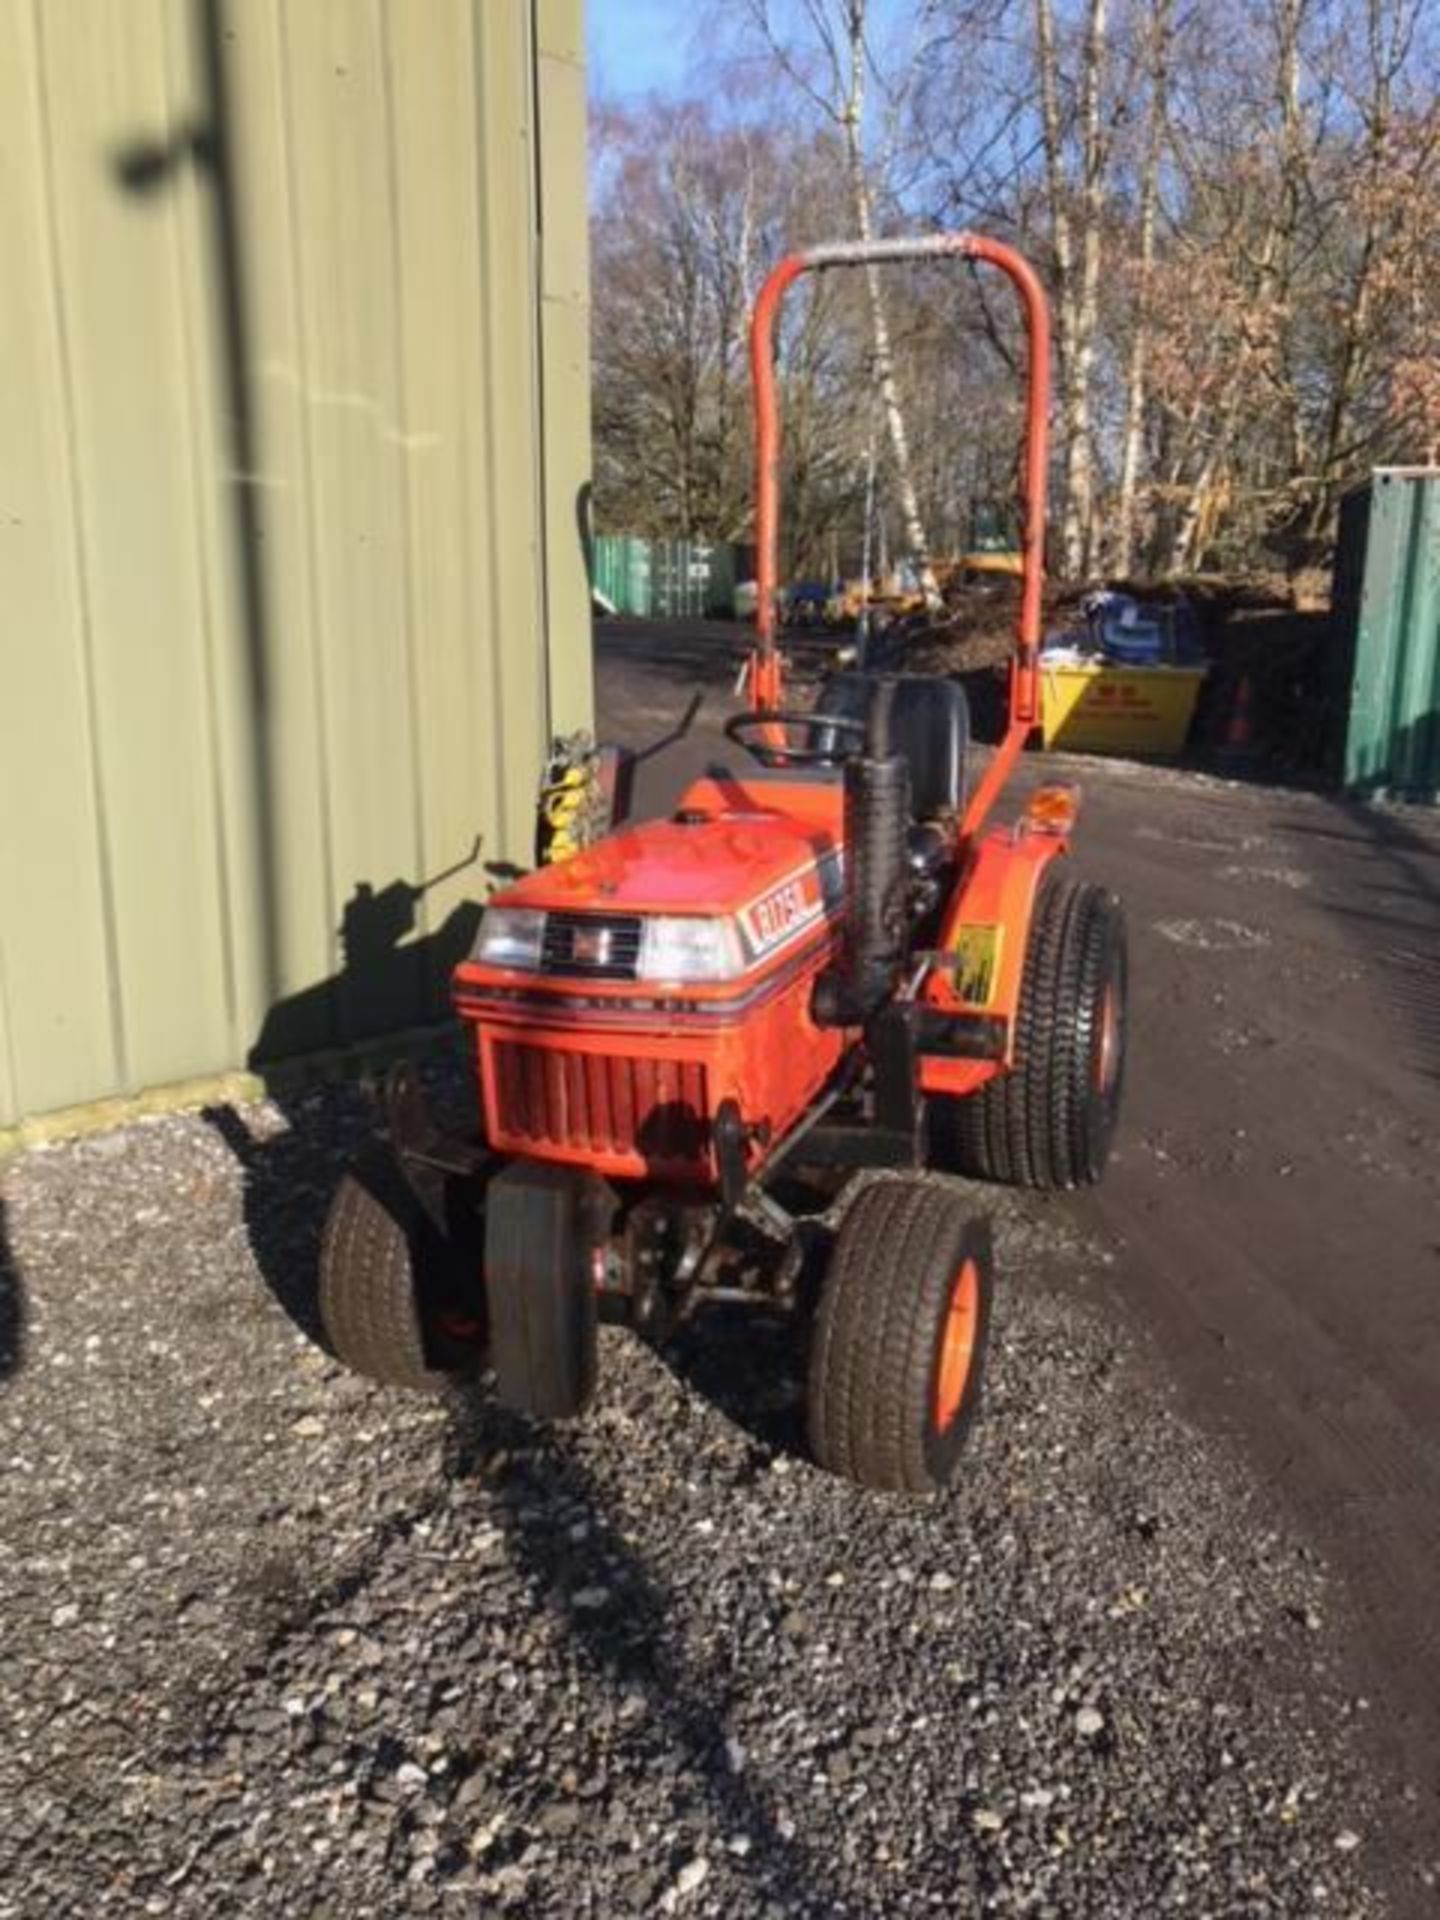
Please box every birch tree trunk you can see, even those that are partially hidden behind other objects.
[1275,0,1308,482]
[1035,0,1076,571]
[841,1,933,583]
[1037,0,1108,580]
[1114,0,1170,578]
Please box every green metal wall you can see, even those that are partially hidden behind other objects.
[1338,469,1440,802]
[0,0,592,1127]
[592,535,653,617]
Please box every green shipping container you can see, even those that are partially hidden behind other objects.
[650,539,711,619]
[1335,469,1440,801]
[704,544,740,617]
[592,535,652,616]
[592,537,747,618]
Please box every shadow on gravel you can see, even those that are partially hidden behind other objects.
[203,1061,470,1352]
[0,1198,22,1381]
[443,1395,835,1910]
[205,1097,358,1348]
[203,857,483,1347]
[663,1307,813,1468]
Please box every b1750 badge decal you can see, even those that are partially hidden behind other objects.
[749,876,811,949]
[739,853,841,959]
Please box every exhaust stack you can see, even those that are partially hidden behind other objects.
[814,689,911,1027]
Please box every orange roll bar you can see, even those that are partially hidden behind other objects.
[746,233,1052,836]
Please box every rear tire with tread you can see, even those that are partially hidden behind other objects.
[940,871,1127,1190]
[319,1149,476,1391]
[807,1177,992,1494]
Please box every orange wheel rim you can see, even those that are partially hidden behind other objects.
[934,1257,981,1432]
[1095,982,1120,1094]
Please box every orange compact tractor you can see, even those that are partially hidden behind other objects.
[319,234,1127,1494]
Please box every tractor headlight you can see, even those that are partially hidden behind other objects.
[639,916,745,983]
[474,906,545,970]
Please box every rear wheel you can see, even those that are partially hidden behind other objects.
[940,872,1127,1190]
[807,1178,993,1494]
[319,1148,482,1390]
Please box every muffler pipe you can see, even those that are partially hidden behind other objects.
[814,700,912,1027]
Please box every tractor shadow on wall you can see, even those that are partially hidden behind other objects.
[247,857,484,1070]
[205,868,482,1349]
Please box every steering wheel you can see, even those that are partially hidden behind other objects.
[723,709,867,769]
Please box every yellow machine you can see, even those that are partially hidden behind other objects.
[960,500,1023,580]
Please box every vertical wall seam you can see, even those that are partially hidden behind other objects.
[458,0,487,879]
[1391,491,1415,749]
[376,0,430,924]
[157,0,240,1052]
[457,0,501,883]
[530,1,555,750]
[29,0,129,1091]
[471,5,512,859]
[274,0,338,999]
[0,941,18,1127]
[521,0,548,767]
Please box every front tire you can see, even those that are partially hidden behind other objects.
[807,1178,993,1494]
[941,872,1127,1190]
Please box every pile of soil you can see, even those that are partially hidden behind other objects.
[870,576,1342,772]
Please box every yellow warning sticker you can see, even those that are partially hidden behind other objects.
[950,925,1002,1005]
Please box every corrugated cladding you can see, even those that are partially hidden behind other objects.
[1334,469,1440,802]
[592,535,652,616]
[0,0,592,1127]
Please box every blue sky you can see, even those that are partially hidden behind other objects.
[586,0,696,100]
[586,0,914,104]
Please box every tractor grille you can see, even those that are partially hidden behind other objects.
[540,911,643,980]
[490,1039,709,1163]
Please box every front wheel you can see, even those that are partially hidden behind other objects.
[807,1178,993,1494]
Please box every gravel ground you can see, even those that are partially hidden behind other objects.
[0,1079,1389,1918]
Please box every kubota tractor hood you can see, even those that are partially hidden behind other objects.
[492,811,840,922]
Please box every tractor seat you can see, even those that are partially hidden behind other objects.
[813,671,970,821]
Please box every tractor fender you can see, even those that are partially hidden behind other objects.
[922,825,1070,1075]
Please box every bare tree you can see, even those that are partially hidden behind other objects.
[1301,0,1433,533]
[594,0,1440,576]
[743,0,941,583]
[1145,0,1438,567]
[590,103,872,560]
